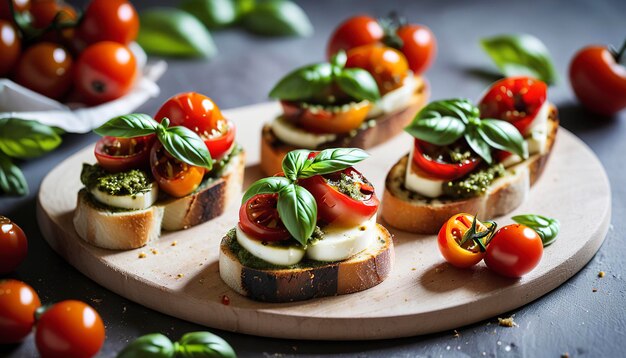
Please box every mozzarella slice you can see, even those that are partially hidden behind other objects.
[306,215,377,262]
[271,116,337,148]
[368,73,419,118]
[235,226,305,266]
[91,182,158,210]
[404,145,445,198]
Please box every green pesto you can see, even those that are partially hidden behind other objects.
[326,172,366,201]
[80,164,152,196]
[443,164,506,199]
[207,143,242,178]
[448,147,473,163]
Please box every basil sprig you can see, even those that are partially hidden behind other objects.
[269,50,380,103]
[117,331,236,358]
[242,148,369,246]
[404,99,528,165]
[95,114,213,170]
[512,214,560,246]
[481,34,557,85]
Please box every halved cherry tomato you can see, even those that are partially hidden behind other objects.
[0,279,41,344]
[35,300,105,358]
[299,167,379,228]
[150,142,204,198]
[0,216,27,274]
[484,224,543,277]
[155,93,236,160]
[397,24,437,75]
[94,135,155,173]
[239,193,291,242]
[0,0,30,21]
[281,100,371,134]
[78,0,139,46]
[437,213,490,268]
[346,44,409,94]
[0,20,20,77]
[14,42,73,100]
[479,76,548,135]
[412,139,481,181]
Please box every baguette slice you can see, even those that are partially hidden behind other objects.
[382,106,559,234]
[219,224,395,303]
[260,77,429,176]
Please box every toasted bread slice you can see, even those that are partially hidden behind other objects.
[260,77,429,176]
[381,106,559,234]
[219,224,395,303]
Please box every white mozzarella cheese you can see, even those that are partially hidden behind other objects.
[404,145,445,198]
[235,226,305,266]
[270,116,337,148]
[368,73,418,118]
[91,182,158,210]
[306,215,377,262]
[525,101,550,155]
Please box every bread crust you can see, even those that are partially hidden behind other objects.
[219,224,394,302]
[381,106,559,234]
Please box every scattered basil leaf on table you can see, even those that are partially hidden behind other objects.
[268,63,333,101]
[480,34,557,84]
[116,333,175,358]
[176,331,237,358]
[241,176,291,203]
[179,0,239,29]
[276,183,317,246]
[241,0,312,37]
[0,152,28,196]
[137,8,217,58]
[0,118,61,158]
[512,214,560,246]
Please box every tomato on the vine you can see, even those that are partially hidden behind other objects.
[437,213,493,268]
[29,0,76,30]
[78,0,139,45]
[239,193,291,242]
[0,279,41,344]
[94,135,155,173]
[346,44,409,94]
[412,139,481,181]
[397,24,437,75]
[327,15,384,59]
[150,142,204,198]
[35,300,105,358]
[0,20,20,77]
[0,216,28,274]
[484,224,543,278]
[14,42,73,100]
[281,100,371,134]
[155,92,236,160]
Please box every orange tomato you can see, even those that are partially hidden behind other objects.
[14,42,73,99]
[346,44,409,94]
[150,142,204,198]
[437,213,489,268]
[0,279,41,344]
[280,100,371,134]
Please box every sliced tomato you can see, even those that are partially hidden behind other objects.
[94,135,154,172]
[478,76,548,134]
[412,139,481,181]
[281,100,371,134]
[150,142,204,197]
[299,167,379,228]
[437,213,490,268]
[239,193,291,242]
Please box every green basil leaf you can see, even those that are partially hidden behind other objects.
[404,116,465,146]
[512,214,560,247]
[478,119,528,159]
[137,8,217,58]
[94,114,158,137]
[241,0,313,37]
[335,68,381,102]
[242,176,292,203]
[0,152,28,196]
[157,125,213,170]
[179,0,238,29]
[268,63,333,101]
[419,99,479,124]
[176,331,236,358]
[464,128,492,164]
[299,148,368,178]
[330,50,347,68]
[277,184,317,246]
[117,333,175,358]
[281,149,310,181]
[481,34,557,85]
[0,118,61,159]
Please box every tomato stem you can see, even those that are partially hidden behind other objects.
[613,39,626,63]
[378,12,404,49]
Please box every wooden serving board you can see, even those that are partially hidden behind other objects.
[37,102,611,340]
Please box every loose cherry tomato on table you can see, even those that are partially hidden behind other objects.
[239,193,291,242]
[484,224,543,278]
[0,20,20,77]
[74,41,137,105]
[78,0,139,46]
[35,300,105,358]
[280,100,371,134]
[0,279,40,344]
[94,135,155,173]
[412,139,481,181]
[155,92,236,160]
[437,213,494,269]
[0,216,28,274]
[150,142,204,198]
[14,42,73,100]
[0,0,30,21]
[569,40,626,116]
[346,44,409,94]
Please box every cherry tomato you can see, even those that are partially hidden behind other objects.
[346,44,409,94]
[78,0,138,46]
[35,300,105,358]
[0,0,30,21]
[281,100,371,134]
[397,24,437,75]
[29,0,76,29]
[478,76,548,135]
[150,142,204,198]
[0,279,40,344]
[0,20,20,77]
[14,42,73,100]
[155,93,236,160]
[327,15,384,59]
[412,139,481,181]
[569,42,626,116]
[239,193,291,241]
[74,41,137,105]
[0,216,27,274]
[299,167,379,228]
[94,135,155,173]
[437,213,490,268]
[484,224,543,277]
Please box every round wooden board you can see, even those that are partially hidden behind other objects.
[37,102,611,340]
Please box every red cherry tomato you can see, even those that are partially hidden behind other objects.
[327,15,384,59]
[94,135,155,173]
[0,279,41,344]
[35,300,105,358]
[0,20,20,77]
[397,24,437,75]
[0,216,27,274]
[484,224,543,277]
[29,0,75,29]
[299,167,379,228]
[346,44,409,94]
[479,76,548,134]
[280,100,371,134]
[14,42,73,100]
[239,193,291,242]
[437,213,489,268]
[155,93,236,160]
[78,0,139,45]
[412,139,481,181]
[0,0,30,21]
[74,41,137,105]
[150,142,204,198]
[569,43,626,116]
